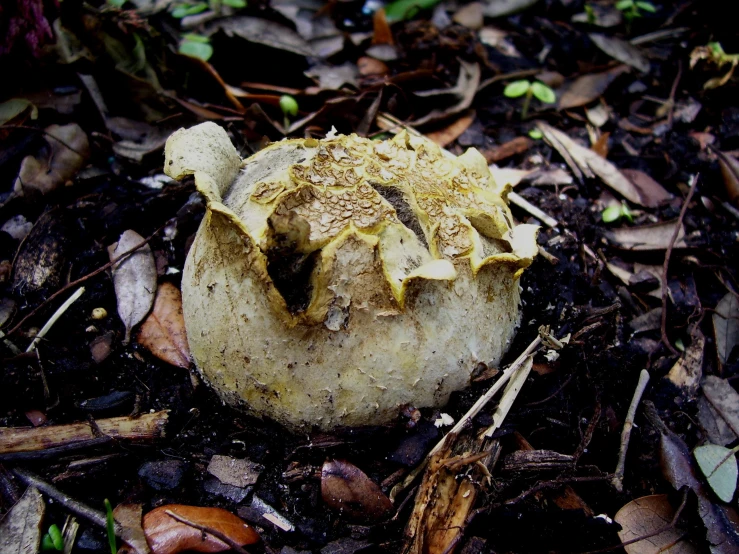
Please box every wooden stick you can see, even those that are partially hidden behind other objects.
[612,369,650,492]
[0,411,168,455]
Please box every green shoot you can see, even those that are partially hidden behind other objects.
[690,42,739,89]
[280,95,299,131]
[384,0,442,23]
[104,499,116,554]
[171,2,208,18]
[602,203,633,223]
[615,0,656,32]
[528,129,543,140]
[584,4,596,25]
[503,80,556,119]
[179,34,213,62]
[41,524,64,551]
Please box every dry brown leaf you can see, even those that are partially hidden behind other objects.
[372,8,393,45]
[606,221,687,251]
[589,33,650,73]
[108,230,157,344]
[615,494,700,554]
[208,16,314,57]
[591,132,610,158]
[453,2,484,29]
[138,283,190,368]
[321,460,394,522]
[620,169,673,207]
[411,60,480,126]
[426,111,476,147]
[716,150,739,207]
[558,66,629,110]
[481,136,533,164]
[538,121,657,206]
[665,330,704,394]
[13,123,89,196]
[143,504,259,554]
[0,486,44,554]
[700,376,739,446]
[114,503,151,554]
[357,56,388,77]
[714,293,739,368]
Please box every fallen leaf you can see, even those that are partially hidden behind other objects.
[614,494,700,554]
[698,396,738,447]
[715,150,739,207]
[694,445,738,503]
[143,505,259,554]
[537,122,658,206]
[0,487,44,554]
[558,66,629,110]
[114,503,151,554]
[305,63,358,90]
[701,376,739,444]
[481,136,533,163]
[207,455,263,488]
[426,111,476,147]
[357,57,388,76]
[137,282,190,368]
[453,2,484,29]
[481,0,540,18]
[13,123,89,196]
[606,221,687,251]
[0,98,37,125]
[372,7,393,44]
[571,4,622,27]
[107,117,172,163]
[321,460,394,522]
[108,230,157,344]
[411,60,480,126]
[665,331,704,394]
[589,33,650,73]
[713,293,739,367]
[620,169,673,207]
[209,16,314,57]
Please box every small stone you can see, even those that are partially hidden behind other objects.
[138,460,186,491]
[203,475,250,503]
[207,454,263,488]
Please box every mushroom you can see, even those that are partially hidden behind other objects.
[164,123,538,431]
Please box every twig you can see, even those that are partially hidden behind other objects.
[5,223,167,337]
[11,468,123,535]
[164,510,251,554]
[508,191,559,228]
[612,369,650,492]
[661,174,699,355]
[25,287,85,352]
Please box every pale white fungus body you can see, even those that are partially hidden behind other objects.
[164,123,538,430]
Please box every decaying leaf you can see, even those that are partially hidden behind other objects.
[411,60,480,126]
[13,123,90,196]
[606,221,687,251]
[137,282,191,368]
[614,494,700,554]
[207,455,263,488]
[108,230,157,344]
[620,169,674,207]
[558,65,629,110]
[715,150,739,206]
[537,122,668,206]
[665,331,704,394]
[114,503,151,554]
[694,445,738,503]
[0,487,44,554]
[426,111,476,147]
[589,33,650,73]
[481,0,540,18]
[208,16,314,57]
[713,293,739,367]
[321,460,394,522]
[700,376,739,445]
[143,505,259,554]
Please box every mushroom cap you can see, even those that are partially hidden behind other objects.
[165,123,538,430]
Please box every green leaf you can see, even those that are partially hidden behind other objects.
[528,129,543,140]
[531,81,556,104]
[615,0,634,10]
[48,524,63,550]
[179,40,214,61]
[694,444,738,502]
[280,95,299,117]
[107,0,127,7]
[635,1,656,12]
[171,2,208,18]
[181,33,210,43]
[602,205,622,223]
[222,0,247,7]
[105,499,117,554]
[621,203,633,222]
[42,534,56,551]
[504,80,531,98]
[384,0,442,22]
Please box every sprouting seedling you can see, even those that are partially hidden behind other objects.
[615,0,656,32]
[279,95,299,132]
[503,80,556,119]
[178,33,213,62]
[602,202,633,224]
[104,499,117,554]
[41,524,63,551]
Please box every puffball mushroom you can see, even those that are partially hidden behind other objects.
[164,123,538,431]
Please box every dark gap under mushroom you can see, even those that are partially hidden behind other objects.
[369,183,428,248]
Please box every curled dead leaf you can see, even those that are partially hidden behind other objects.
[321,460,394,522]
[137,283,191,369]
[143,504,259,554]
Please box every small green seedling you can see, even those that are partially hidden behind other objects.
[601,202,633,223]
[178,33,213,62]
[384,0,442,23]
[690,42,739,89]
[528,128,543,140]
[171,0,245,18]
[503,80,556,119]
[616,0,656,31]
[279,95,299,131]
[41,524,63,551]
[104,499,117,554]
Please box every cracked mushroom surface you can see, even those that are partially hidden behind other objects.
[165,122,539,430]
